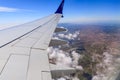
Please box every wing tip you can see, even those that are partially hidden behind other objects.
[55,0,65,15]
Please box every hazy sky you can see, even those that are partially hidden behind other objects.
[0,0,120,27]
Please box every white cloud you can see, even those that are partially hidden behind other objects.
[47,47,72,66]
[57,77,66,80]
[0,7,19,12]
[71,51,81,66]
[47,47,83,70]
[57,31,80,40]
[92,51,120,80]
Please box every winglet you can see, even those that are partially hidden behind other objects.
[55,0,64,15]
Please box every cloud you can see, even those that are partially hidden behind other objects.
[47,47,83,80]
[72,51,81,66]
[57,31,80,40]
[48,30,82,68]
[0,6,37,12]
[47,47,83,70]
[47,47,73,66]
[57,77,66,80]
[0,7,19,12]
[92,51,120,80]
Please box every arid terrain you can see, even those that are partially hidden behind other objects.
[48,24,120,80]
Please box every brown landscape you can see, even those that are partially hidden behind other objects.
[77,25,120,80]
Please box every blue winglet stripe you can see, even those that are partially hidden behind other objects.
[55,0,64,14]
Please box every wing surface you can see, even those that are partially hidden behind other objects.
[0,14,62,80]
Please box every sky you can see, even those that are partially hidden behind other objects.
[0,0,120,28]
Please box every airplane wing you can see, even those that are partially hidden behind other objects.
[0,0,75,80]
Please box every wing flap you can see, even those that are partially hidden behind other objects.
[54,27,67,33]
[49,39,67,46]
[42,72,52,80]
[27,49,52,80]
[50,64,75,78]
